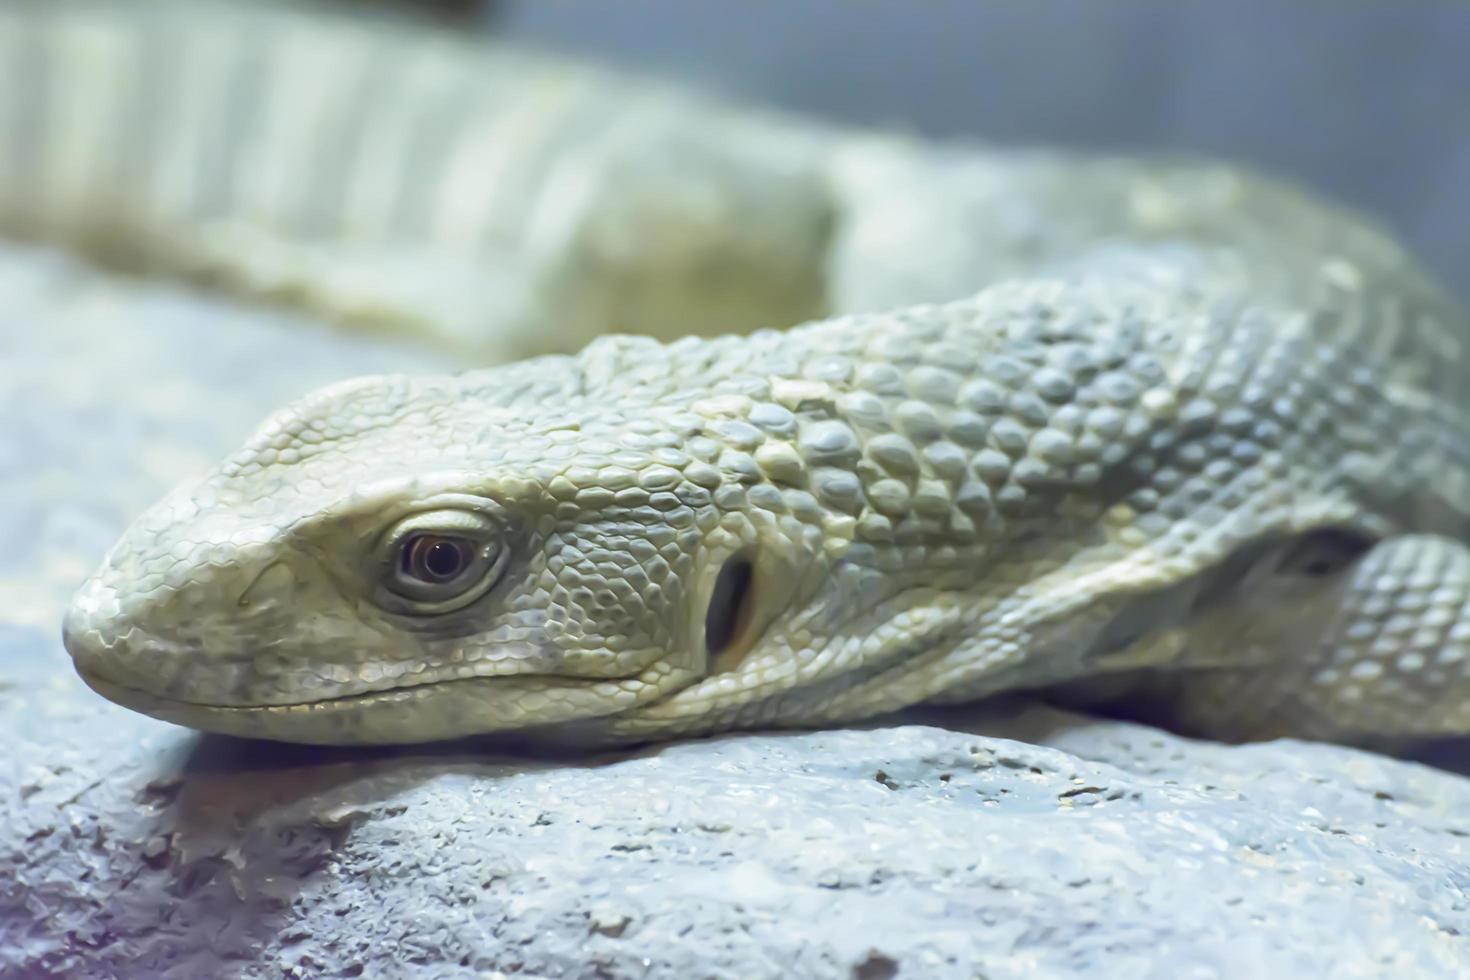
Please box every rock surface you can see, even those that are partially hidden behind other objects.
[4,248,1470,978]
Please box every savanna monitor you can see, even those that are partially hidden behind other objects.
[33,2,1470,747]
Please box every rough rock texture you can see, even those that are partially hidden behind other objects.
[9,687,1470,980]
[5,247,1470,978]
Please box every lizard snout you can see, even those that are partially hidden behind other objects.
[62,573,126,685]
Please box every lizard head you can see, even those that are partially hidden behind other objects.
[60,354,833,745]
[67,294,1177,747]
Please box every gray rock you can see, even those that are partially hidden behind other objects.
[6,682,1470,978]
[3,246,1469,978]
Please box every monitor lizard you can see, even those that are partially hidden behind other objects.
[26,2,1470,747]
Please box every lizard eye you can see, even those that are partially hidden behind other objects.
[378,508,509,614]
[402,535,473,583]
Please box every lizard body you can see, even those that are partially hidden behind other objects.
[0,0,830,358]
[41,2,1470,746]
[63,256,1470,745]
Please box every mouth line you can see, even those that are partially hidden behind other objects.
[74,664,626,714]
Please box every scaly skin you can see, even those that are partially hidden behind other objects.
[39,1,1470,747]
[62,250,1470,745]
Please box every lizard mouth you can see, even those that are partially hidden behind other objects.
[74,662,677,746]
[65,589,677,744]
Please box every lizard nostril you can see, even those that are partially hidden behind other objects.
[238,560,299,609]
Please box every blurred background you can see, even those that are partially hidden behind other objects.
[448,0,1469,297]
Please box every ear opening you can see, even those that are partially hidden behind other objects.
[704,551,756,669]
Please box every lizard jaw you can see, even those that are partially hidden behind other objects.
[74,662,694,746]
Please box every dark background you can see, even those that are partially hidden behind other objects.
[482,0,1469,297]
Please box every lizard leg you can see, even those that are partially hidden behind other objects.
[1163,534,1470,744]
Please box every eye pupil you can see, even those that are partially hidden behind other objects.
[404,535,468,582]
[425,541,463,578]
